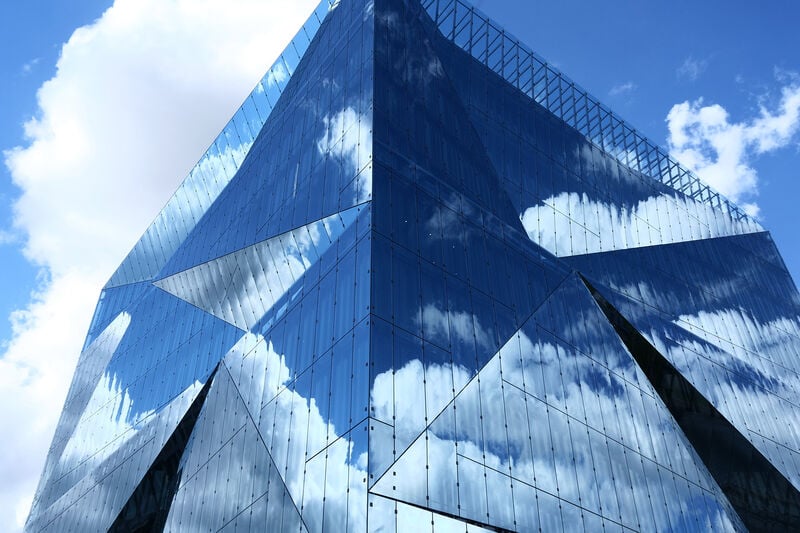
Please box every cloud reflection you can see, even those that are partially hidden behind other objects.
[317,107,372,203]
[521,191,755,257]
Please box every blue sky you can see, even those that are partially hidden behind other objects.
[1,0,798,529]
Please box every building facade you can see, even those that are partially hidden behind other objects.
[26,0,800,531]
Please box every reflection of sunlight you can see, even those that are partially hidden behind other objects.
[317,107,372,203]
[521,191,754,257]
[155,208,356,331]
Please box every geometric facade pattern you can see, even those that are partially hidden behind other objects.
[26,0,800,531]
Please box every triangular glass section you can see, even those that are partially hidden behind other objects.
[29,311,132,510]
[30,289,241,515]
[24,378,210,532]
[425,6,757,258]
[566,233,800,480]
[155,206,361,331]
[581,275,800,490]
[163,362,310,531]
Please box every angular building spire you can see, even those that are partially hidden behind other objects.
[27,0,800,531]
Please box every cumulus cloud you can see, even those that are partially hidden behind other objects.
[666,77,800,217]
[0,0,318,529]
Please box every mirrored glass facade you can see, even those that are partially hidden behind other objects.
[27,0,800,531]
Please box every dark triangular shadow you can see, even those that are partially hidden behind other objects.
[108,367,219,532]
[581,275,800,532]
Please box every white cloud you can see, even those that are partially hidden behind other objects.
[666,78,800,217]
[609,81,637,97]
[675,307,800,361]
[265,61,289,87]
[417,302,494,353]
[0,0,319,530]
[520,191,753,258]
[676,56,707,82]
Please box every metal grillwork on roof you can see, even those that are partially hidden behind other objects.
[421,0,758,226]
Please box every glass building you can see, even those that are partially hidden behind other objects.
[26,0,800,531]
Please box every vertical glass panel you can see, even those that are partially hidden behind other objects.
[392,245,421,335]
[372,234,392,322]
[368,494,396,533]
[485,468,515,530]
[457,458,488,524]
[330,335,353,435]
[352,319,370,424]
[394,330,425,452]
[369,419,395,486]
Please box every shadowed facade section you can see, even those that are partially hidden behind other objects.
[582,275,800,532]
[108,369,218,533]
